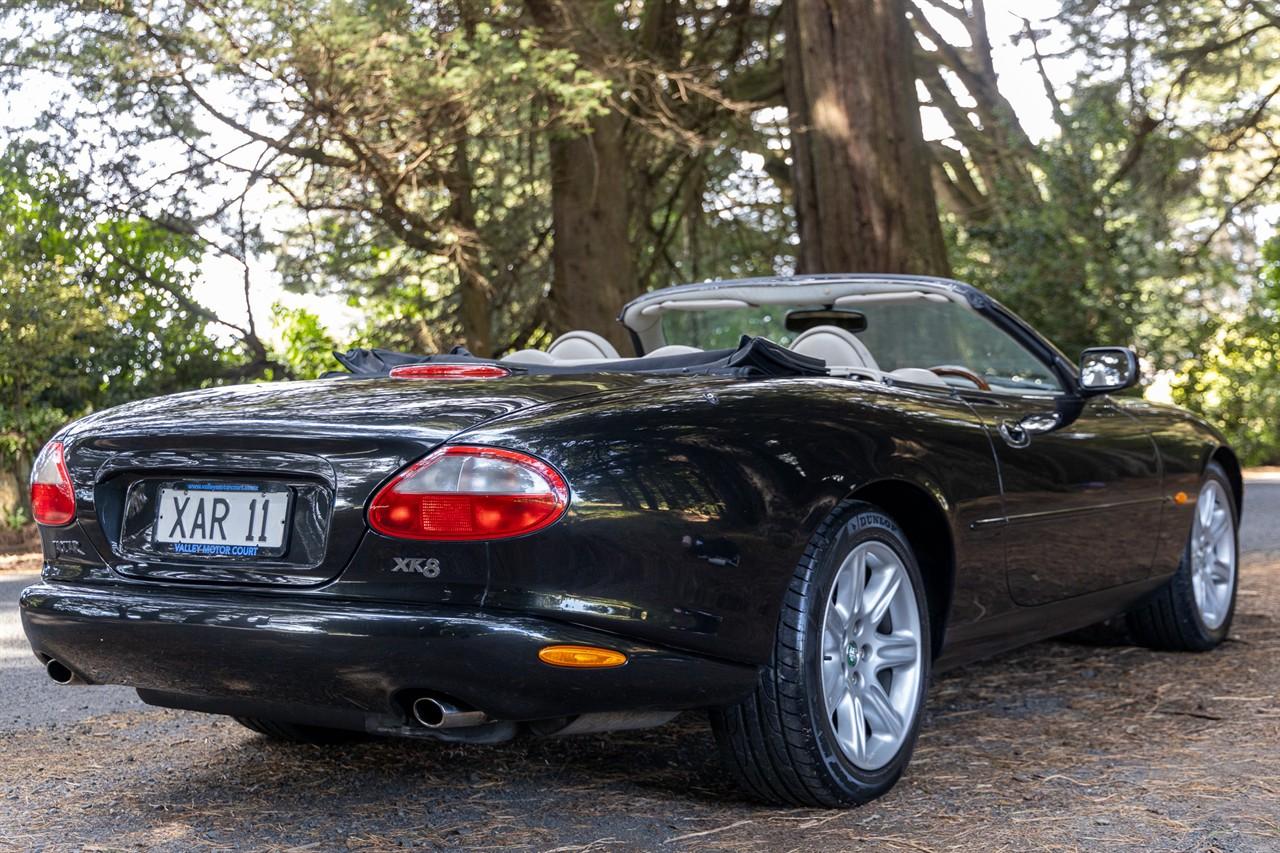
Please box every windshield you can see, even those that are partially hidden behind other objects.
[659,299,1062,394]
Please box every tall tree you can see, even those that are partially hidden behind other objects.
[784,0,950,275]
[910,0,1280,359]
[0,0,611,357]
[527,0,785,350]
[525,0,637,350]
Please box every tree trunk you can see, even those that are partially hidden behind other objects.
[526,0,637,352]
[443,10,493,357]
[785,0,951,276]
[446,137,493,357]
[545,110,636,351]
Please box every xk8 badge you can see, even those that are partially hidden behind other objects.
[391,558,441,578]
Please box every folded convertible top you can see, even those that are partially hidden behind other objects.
[332,336,828,379]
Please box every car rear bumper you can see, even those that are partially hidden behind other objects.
[19,580,758,730]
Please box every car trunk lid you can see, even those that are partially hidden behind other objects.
[60,374,647,587]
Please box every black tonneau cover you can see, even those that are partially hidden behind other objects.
[332,336,827,379]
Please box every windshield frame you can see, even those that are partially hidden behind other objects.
[620,275,1078,395]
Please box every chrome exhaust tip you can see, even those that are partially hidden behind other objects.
[411,697,490,729]
[45,659,84,685]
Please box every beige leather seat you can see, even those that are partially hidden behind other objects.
[545,331,620,361]
[789,325,949,387]
[500,348,555,365]
[789,326,880,371]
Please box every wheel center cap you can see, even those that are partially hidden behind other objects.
[846,644,860,667]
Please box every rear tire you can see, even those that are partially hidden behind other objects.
[1128,462,1239,651]
[710,503,931,807]
[234,717,363,744]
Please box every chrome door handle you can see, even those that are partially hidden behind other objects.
[999,412,1062,449]
[998,420,1030,449]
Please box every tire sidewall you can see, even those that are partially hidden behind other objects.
[802,507,931,798]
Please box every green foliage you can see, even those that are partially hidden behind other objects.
[930,0,1280,461]
[0,0,616,355]
[2,507,27,530]
[272,305,340,380]
[1,0,789,355]
[0,149,232,483]
[1169,236,1280,465]
[1263,235,1280,306]
[267,0,613,347]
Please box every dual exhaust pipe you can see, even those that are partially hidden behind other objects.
[47,665,666,739]
[43,661,487,730]
[46,660,487,731]
[45,660,660,739]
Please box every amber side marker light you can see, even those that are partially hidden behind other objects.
[538,645,628,669]
[1174,491,1190,505]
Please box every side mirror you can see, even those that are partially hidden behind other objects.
[1079,347,1140,395]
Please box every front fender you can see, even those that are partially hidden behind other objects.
[1117,398,1241,574]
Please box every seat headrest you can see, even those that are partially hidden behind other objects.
[500,348,555,365]
[546,330,620,361]
[788,325,880,370]
[645,344,703,357]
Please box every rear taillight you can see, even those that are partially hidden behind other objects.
[389,364,512,380]
[368,446,569,541]
[30,441,76,527]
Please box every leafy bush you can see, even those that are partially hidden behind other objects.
[1169,237,1280,466]
[273,305,341,380]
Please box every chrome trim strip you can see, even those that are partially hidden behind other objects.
[969,496,1169,530]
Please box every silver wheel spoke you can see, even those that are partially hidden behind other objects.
[833,549,866,626]
[823,618,844,660]
[872,631,917,671]
[861,682,904,739]
[863,566,901,627]
[1209,511,1229,544]
[823,653,846,701]
[832,692,867,764]
[850,696,868,762]
[1199,489,1217,527]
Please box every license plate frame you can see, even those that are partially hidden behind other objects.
[152,481,294,559]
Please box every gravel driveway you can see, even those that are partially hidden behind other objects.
[2,479,1278,851]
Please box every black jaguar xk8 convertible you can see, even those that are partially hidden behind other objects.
[22,275,1241,806]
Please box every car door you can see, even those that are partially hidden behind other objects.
[857,296,1164,607]
[960,390,1163,605]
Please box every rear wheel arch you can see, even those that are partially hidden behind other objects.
[846,479,955,661]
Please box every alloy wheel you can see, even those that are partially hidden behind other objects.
[819,540,924,771]
[1190,479,1236,631]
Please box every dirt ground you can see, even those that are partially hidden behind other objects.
[0,556,1275,852]
[0,552,39,574]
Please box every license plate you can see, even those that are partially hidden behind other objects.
[153,483,292,558]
